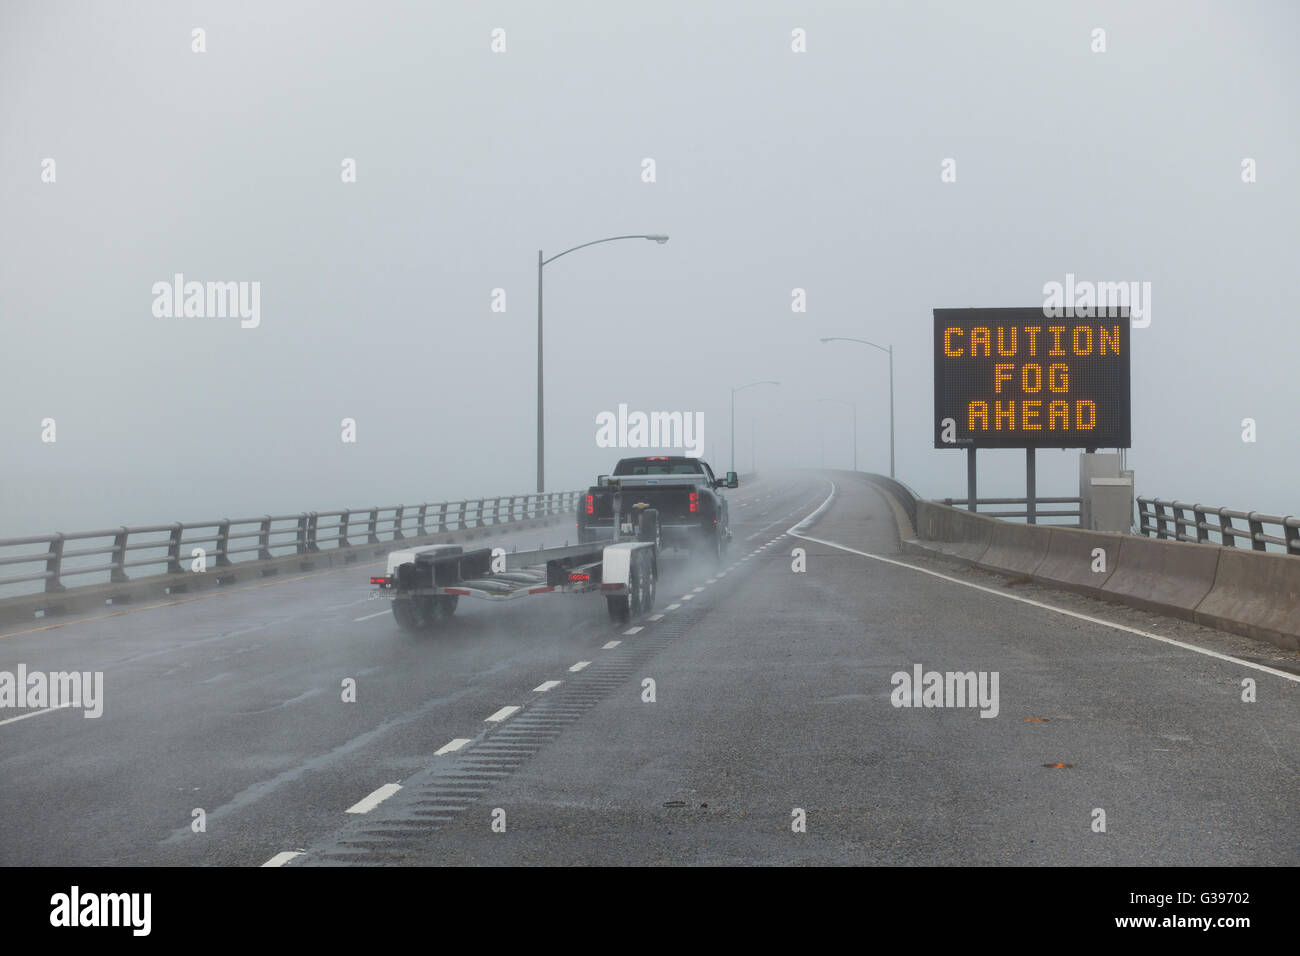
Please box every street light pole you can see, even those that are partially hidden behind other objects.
[536,234,668,492]
[730,380,779,473]
[819,336,895,478]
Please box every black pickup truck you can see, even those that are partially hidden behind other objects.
[577,456,738,561]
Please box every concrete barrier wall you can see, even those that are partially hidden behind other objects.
[1195,549,1300,651]
[1101,536,1222,621]
[975,521,1052,577]
[915,500,992,564]
[0,511,574,630]
[1034,528,1122,594]
[904,499,1299,651]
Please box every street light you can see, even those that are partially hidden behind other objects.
[819,336,895,478]
[537,234,668,491]
[730,380,779,474]
[817,398,857,471]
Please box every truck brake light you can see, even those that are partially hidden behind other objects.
[585,494,594,515]
[569,572,590,582]
[689,491,698,513]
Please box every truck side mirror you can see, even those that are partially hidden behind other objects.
[726,472,739,488]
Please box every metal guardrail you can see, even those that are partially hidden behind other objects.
[0,491,583,595]
[1137,497,1300,555]
[941,496,1083,522]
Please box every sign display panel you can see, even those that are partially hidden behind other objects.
[933,307,1131,449]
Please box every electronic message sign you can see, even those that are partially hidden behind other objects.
[933,307,1131,449]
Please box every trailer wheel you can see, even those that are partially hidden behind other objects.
[437,595,459,618]
[635,552,656,614]
[391,597,426,632]
[606,595,630,623]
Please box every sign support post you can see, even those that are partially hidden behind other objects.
[1026,448,1037,524]
[966,448,977,512]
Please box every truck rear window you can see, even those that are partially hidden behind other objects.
[614,459,704,476]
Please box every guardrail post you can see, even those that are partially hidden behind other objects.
[306,512,321,552]
[437,502,448,533]
[44,533,67,592]
[393,505,405,541]
[1285,517,1299,555]
[492,497,503,525]
[1172,502,1188,542]
[110,527,130,582]
[339,510,351,549]
[1154,501,1171,540]
[1218,508,1236,548]
[258,516,273,560]
[475,499,486,528]
[1247,511,1266,551]
[417,504,428,536]
[509,496,518,522]
[167,523,185,573]
[367,508,379,545]
[215,519,233,567]
[456,500,467,530]
[295,514,309,555]
[1192,504,1209,544]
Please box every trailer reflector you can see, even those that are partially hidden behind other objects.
[446,588,471,595]
[528,586,555,595]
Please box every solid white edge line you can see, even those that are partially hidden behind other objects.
[533,680,562,692]
[485,705,521,722]
[569,661,590,672]
[345,782,402,814]
[435,738,472,755]
[0,704,74,727]
[261,851,303,867]
[787,481,1300,684]
[352,609,391,622]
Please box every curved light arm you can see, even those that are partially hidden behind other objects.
[732,379,780,394]
[542,234,668,267]
[820,335,890,355]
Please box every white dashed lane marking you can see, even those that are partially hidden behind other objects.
[665,603,681,611]
[569,661,591,672]
[435,738,471,756]
[647,614,664,621]
[485,705,520,722]
[345,782,402,814]
[533,680,562,693]
[261,851,303,867]
[603,640,622,649]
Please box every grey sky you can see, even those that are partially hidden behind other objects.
[2,0,1297,535]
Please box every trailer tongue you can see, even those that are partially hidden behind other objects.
[371,509,660,629]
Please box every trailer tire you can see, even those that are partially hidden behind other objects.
[391,597,426,632]
[438,595,459,618]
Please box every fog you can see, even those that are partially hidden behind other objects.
[2,0,1297,537]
